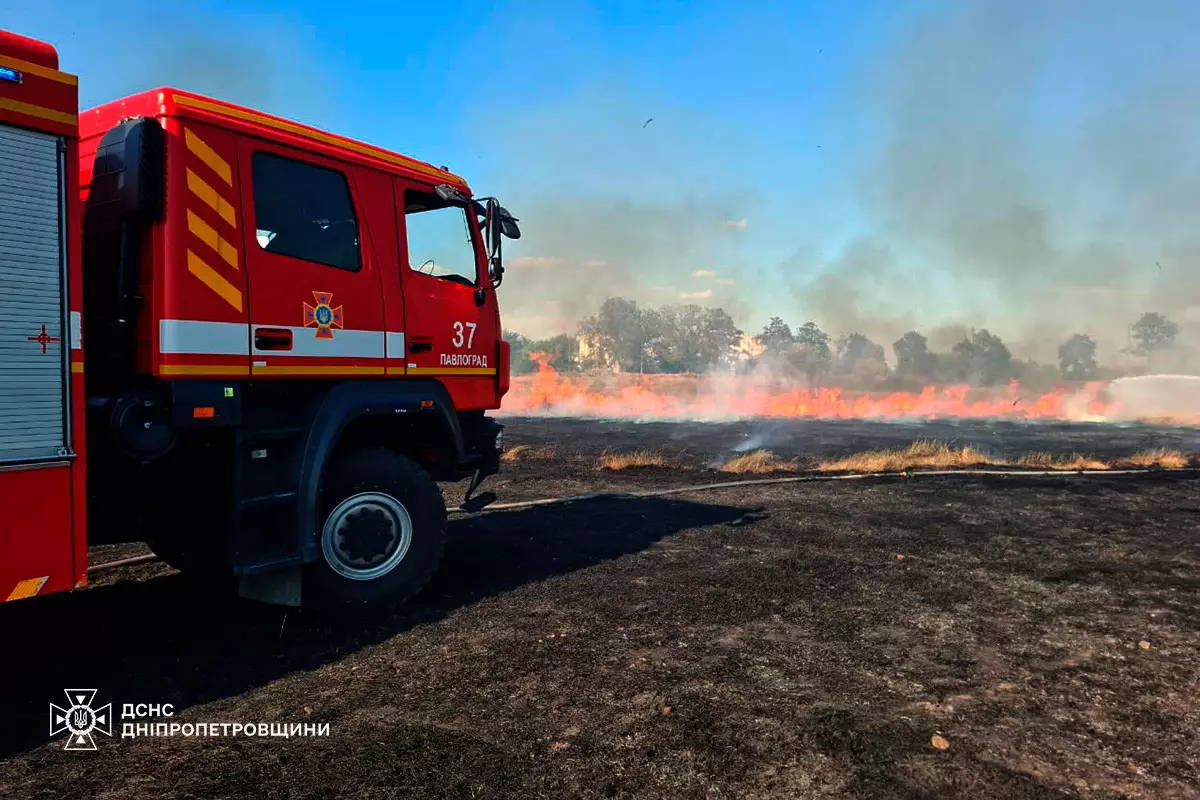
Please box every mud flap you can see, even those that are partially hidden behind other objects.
[238,565,302,607]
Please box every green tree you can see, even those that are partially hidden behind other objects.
[893,331,936,379]
[1012,358,1062,392]
[788,321,832,381]
[695,307,743,371]
[794,322,831,358]
[836,332,885,367]
[756,316,794,357]
[1130,312,1180,356]
[1057,333,1097,379]
[578,297,650,372]
[835,332,889,385]
[504,330,535,374]
[646,305,742,373]
[524,333,579,372]
[950,329,1013,386]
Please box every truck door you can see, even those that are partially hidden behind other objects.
[394,179,497,409]
[238,144,385,378]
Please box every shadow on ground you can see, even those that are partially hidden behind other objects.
[0,495,748,757]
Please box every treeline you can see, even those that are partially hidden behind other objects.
[752,311,1182,388]
[505,297,1185,388]
[506,297,740,375]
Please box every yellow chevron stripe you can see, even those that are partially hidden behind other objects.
[6,576,48,602]
[0,96,75,126]
[186,169,237,228]
[187,250,243,311]
[187,210,238,269]
[184,128,232,185]
[0,54,77,85]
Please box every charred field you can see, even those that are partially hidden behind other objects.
[2,417,1199,799]
[498,415,1200,472]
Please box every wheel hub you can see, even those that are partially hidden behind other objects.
[339,507,395,563]
[321,492,413,581]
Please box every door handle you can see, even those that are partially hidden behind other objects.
[409,340,432,353]
[254,328,293,351]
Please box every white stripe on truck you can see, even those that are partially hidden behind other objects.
[159,319,401,360]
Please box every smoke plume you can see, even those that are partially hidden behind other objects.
[488,2,1200,369]
[794,0,1200,366]
[484,83,756,338]
[12,2,341,125]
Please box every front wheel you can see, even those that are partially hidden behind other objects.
[304,448,447,609]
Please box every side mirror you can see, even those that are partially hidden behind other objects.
[476,196,520,288]
[484,199,505,287]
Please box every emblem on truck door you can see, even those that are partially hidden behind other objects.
[303,291,344,339]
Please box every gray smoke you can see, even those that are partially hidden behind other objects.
[791,0,1200,367]
[484,83,755,338]
[54,4,341,131]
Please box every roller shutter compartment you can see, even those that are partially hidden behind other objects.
[0,124,68,463]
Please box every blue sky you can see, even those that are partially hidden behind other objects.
[8,1,1200,360]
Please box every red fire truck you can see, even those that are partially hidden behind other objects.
[0,29,518,609]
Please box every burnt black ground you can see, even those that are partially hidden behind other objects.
[1,418,1198,799]
[497,416,1200,468]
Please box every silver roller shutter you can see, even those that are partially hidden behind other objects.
[0,123,68,463]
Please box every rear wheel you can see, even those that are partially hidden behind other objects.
[304,448,447,608]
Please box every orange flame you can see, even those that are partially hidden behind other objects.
[500,353,1149,422]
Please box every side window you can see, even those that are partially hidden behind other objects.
[251,152,361,272]
[403,189,478,286]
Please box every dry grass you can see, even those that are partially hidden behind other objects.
[811,440,1197,474]
[597,450,674,470]
[518,437,1193,476]
[816,440,998,473]
[720,449,799,474]
[1117,448,1192,469]
[1013,452,1110,471]
[501,444,559,463]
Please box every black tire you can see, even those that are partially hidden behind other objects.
[303,448,447,609]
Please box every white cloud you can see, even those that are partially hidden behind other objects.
[721,219,749,229]
[715,278,736,286]
[509,256,563,269]
[581,259,610,268]
[680,289,714,300]
[691,269,716,278]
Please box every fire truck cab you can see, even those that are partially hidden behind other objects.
[1,30,519,609]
